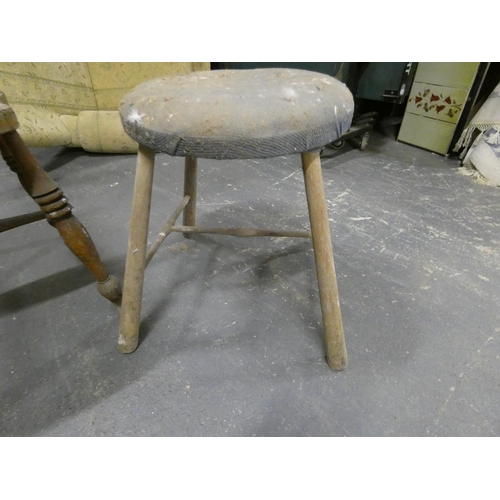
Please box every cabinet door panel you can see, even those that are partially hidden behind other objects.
[398,113,457,155]
[414,62,479,88]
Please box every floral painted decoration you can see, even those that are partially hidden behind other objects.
[410,89,463,118]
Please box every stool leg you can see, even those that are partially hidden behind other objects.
[301,151,347,370]
[183,156,197,238]
[118,145,156,353]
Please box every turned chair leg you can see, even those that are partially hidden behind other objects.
[0,131,122,303]
[118,145,156,353]
[54,215,122,302]
[301,151,347,370]
[182,156,197,238]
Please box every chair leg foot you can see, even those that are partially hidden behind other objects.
[301,151,347,371]
[97,275,122,304]
[118,145,156,353]
[52,213,122,304]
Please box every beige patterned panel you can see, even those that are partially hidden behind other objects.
[0,62,210,151]
[88,62,210,110]
[0,62,97,114]
[0,62,97,146]
[14,105,74,147]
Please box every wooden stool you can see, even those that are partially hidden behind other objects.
[118,68,354,370]
[0,91,122,303]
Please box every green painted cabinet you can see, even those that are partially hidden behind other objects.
[219,62,349,82]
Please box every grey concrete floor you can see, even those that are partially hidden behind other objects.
[1,131,499,436]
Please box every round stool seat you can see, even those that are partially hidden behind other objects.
[119,68,354,160]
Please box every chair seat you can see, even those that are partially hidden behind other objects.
[119,68,354,160]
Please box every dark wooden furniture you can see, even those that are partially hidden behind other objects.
[117,68,354,370]
[0,91,122,303]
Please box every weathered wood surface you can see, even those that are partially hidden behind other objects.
[301,151,347,370]
[118,145,156,353]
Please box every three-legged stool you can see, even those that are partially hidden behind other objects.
[118,68,354,370]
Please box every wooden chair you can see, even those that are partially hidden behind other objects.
[0,91,121,303]
[117,68,354,370]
